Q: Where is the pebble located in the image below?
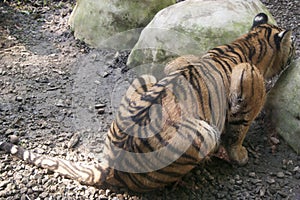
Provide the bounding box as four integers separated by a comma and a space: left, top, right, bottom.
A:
285, 171, 292, 176
15, 96, 23, 102
20, 187, 27, 193
99, 195, 108, 200
251, 178, 262, 184
98, 108, 105, 114
67, 132, 80, 148
5, 128, 15, 136
266, 177, 275, 184
20, 194, 28, 200
32, 186, 40, 192
105, 189, 111, 196
270, 137, 280, 144
235, 180, 243, 185
55, 99, 65, 107
102, 71, 110, 78
259, 187, 266, 196
293, 166, 299, 173
276, 172, 285, 178
277, 191, 288, 197
0, 180, 10, 188
95, 103, 106, 109
248, 172, 256, 178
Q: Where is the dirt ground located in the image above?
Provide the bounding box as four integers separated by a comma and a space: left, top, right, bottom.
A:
0, 0, 299, 200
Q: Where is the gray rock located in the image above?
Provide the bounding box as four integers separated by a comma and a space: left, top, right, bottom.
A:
266, 59, 300, 154
68, 0, 176, 49
276, 172, 285, 178
127, 0, 275, 77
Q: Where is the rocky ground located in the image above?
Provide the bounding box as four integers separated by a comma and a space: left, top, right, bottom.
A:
0, 0, 299, 199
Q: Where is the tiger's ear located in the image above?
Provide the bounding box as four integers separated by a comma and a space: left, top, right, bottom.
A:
251, 13, 268, 29
274, 30, 292, 49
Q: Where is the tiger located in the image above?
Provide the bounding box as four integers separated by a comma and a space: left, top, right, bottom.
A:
0, 13, 295, 192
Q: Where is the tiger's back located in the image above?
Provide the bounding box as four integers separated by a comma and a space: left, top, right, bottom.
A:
0, 13, 295, 192
103, 66, 225, 191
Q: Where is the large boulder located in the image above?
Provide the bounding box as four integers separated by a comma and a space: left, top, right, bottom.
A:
127, 0, 275, 76
68, 0, 176, 49
266, 59, 300, 154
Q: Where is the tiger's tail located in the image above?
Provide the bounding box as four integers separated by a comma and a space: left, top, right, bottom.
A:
0, 141, 109, 186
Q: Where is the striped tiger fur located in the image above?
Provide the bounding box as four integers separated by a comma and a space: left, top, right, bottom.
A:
0, 13, 295, 192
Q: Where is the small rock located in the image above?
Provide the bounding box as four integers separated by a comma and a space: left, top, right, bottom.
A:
287, 160, 293, 165
116, 194, 124, 200
282, 165, 287, 170
102, 71, 110, 78
55, 99, 65, 107
5, 128, 14, 136
99, 195, 108, 200
276, 172, 285, 178
0, 180, 10, 188
105, 189, 111, 196
285, 171, 292, 176
95, 103, 106, 109
20, 194, 26, 200
293, 166, 299, 173
20, 187, 27, 193
249, 172, 256, 178
67, 132, 80, 148
98, 108, 105, 114
235, 180, 243, 185
270, 137, 280, 144
32, 186, 40, 192
266, 177, 275, 184
39, 192, 49, 198
259, 187, 266, 196
15, 96, 23, 102
99, 189, 105, 195
9, 135, 19, 144
277, 191, 288, 197
251, 178, 262, 184
36, 148, 45, 154
27, 188, 33, 194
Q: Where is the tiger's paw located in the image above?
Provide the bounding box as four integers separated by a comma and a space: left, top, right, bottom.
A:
228, 146, 249, 166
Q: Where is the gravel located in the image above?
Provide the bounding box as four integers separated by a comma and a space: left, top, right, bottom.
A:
0, 0, 299, 199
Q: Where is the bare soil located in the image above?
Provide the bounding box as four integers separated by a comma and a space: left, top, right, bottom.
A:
0, 0, 299, 199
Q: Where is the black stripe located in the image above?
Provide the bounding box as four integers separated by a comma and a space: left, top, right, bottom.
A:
157, 168, 186, 177
250, 66, 255, 97
200, 60, 225, 124
210, 57, 231, 83
155, 132, 169, 146
239, 68, 246, 97
265, 27, 274, 49
113, 170, 131, 188
232, 43, 248, 62
181, 68, 205, 118
212, 47, 225, 55
229, 119, 249, 126
137, 138, 155, 152
256, 39, 266, 63
173, 159, 198, 166
196, 65, 214, 122
135, 172, 174, 185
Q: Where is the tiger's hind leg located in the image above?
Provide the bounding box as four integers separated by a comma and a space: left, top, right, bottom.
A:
223, 63, 266, 166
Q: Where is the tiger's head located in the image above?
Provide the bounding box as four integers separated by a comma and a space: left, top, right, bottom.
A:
248, 13, 295, 80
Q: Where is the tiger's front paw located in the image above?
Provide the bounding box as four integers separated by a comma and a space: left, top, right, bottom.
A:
228, 146, 249, 166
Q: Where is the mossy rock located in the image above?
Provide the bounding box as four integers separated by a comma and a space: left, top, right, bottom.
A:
127, 0, 275, 76
68, 0, 176, 49
266, 59, 300, 154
